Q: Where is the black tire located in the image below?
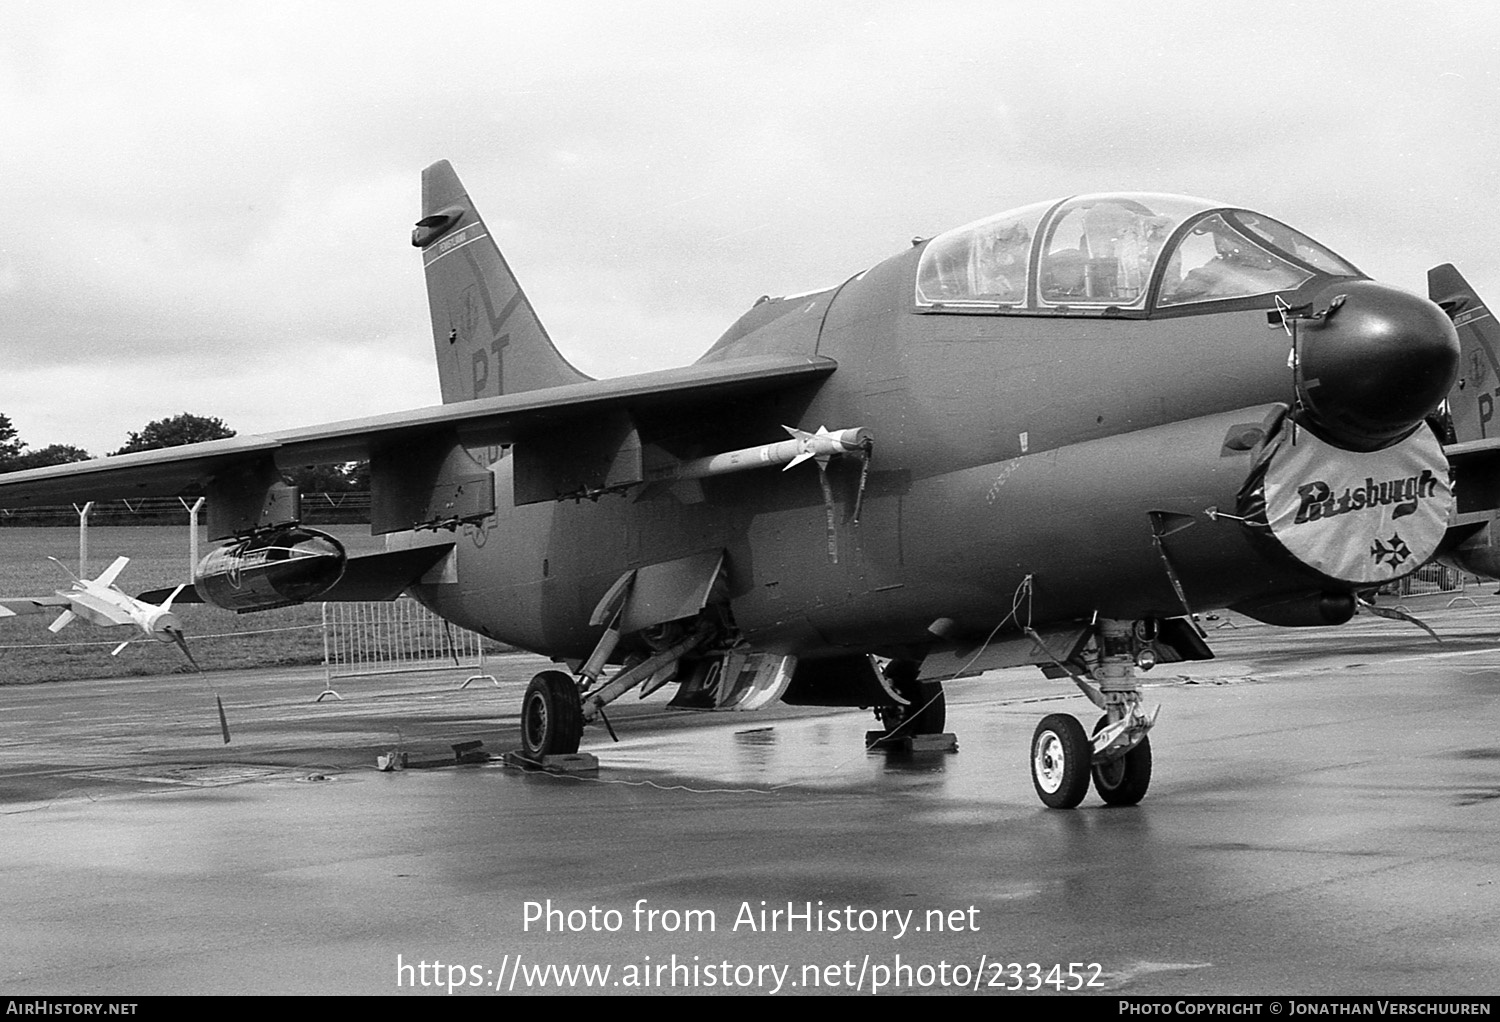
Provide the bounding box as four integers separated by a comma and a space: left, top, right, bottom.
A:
1030, 714, 1090, 809
1091, 714, 1152, 806
520, 671, 583, 759
878, 661, 946, 735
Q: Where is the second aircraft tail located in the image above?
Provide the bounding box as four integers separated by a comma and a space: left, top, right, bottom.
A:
1431, 263, 1500, 443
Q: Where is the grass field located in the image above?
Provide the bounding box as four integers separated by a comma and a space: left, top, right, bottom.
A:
0, 526, 400, 684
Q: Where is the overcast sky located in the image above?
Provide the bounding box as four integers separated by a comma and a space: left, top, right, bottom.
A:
3, 0, 1498, 454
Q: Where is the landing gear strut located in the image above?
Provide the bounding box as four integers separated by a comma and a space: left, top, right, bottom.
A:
1091, 714, 1152, 806
514, 617, 715, 760
1026, 618, 1158, 809
876, 659, 946, 737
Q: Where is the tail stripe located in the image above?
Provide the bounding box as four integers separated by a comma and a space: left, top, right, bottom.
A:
421, 227, 490, 269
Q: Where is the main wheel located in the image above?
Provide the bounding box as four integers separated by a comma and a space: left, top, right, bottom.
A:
877, 661, 946, 735
520, 671, 583, 759
1031, 714, 1090, 809
1091, 715, 1152, 806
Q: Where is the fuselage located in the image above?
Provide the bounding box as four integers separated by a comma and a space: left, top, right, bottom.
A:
409, 193, 1443, 661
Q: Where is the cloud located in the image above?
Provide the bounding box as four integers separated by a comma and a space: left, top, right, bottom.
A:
4, 1, 1500, 452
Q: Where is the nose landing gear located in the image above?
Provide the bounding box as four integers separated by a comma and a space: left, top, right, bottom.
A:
1026, 617, 1158, 809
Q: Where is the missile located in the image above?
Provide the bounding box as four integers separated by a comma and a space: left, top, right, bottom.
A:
647, 425, 872, 483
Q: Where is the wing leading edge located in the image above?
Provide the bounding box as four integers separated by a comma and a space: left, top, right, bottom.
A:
0, 355, 838, 508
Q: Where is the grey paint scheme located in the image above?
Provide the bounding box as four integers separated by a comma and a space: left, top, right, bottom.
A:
407, 241, 1323, 660
0, 168, 1377, 667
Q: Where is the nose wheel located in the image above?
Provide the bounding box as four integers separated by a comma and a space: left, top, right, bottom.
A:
1091, 714, 1152, 806
1030, 714, 1091, 809
1027, 617, 1158, 808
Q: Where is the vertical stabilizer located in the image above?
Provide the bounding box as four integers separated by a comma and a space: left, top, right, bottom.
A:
94, 556, 130, 588
1431, 263, 1500, 442
412, 161, 590, 402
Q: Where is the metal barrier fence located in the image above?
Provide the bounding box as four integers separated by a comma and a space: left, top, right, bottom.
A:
0, 492, 371, 526
321, 598, 496, 690
1392, 563, 1467, 598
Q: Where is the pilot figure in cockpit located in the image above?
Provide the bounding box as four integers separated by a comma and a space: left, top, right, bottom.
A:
971, 222, 1030, 300
1167, 228, 1286, 302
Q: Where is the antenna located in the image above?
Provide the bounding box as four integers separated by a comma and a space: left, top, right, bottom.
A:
45, 555, 81, 583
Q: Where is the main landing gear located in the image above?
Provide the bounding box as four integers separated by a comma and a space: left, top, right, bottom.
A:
518, 621, 714, 761
874, 659, 946, 737
520, 671, 584, 759
1028, 618, 1157, 809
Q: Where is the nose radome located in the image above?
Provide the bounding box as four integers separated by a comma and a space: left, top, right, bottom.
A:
1295, 280, 1460, 451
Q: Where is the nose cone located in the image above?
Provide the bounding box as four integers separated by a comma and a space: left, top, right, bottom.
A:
1296, 280, 1460, 450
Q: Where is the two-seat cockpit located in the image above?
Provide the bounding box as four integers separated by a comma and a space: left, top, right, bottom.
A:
915, 193, 1361, 314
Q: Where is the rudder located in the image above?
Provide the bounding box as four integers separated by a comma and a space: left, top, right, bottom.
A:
412, 160, 589, 402
1431, 262, 1500, 442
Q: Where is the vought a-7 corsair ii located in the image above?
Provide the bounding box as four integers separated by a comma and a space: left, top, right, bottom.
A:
8, 162, 1500, 807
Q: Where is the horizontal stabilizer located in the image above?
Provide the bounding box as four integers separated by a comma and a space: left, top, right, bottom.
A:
139, 543, 455, 607
321, 544, 456, 601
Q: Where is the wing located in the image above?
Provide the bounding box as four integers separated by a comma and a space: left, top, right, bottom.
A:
0, 355, 836, 529
60, 591, 137, 628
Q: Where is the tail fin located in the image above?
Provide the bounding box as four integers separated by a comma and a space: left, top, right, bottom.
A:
94, 555, 130, 588
1430, 263, 1500, 442
412, 160, 590, 402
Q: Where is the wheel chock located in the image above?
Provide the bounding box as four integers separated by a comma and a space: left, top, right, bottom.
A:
503, 751, 600, 775
452, 740, 489, 765
864, 731, 958, 753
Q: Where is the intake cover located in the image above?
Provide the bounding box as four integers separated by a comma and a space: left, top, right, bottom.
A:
1238, 421, 1451, 586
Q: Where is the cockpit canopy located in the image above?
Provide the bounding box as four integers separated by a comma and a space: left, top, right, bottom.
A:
915, 193, 1360, 313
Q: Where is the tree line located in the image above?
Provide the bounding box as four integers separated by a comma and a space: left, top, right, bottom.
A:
0, 412, 369, 491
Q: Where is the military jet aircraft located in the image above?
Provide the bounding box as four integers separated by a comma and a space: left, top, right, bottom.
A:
0, 163, 1484, 807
